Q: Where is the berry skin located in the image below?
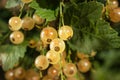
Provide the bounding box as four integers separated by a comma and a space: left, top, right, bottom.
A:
63, 63, 77, 77
106, 0, 119, 10
22, 17, 35, 31
40, 27, 58, 44
53, 57, 66, 70
8, 16, 22, 31
77, 59, 91, 73
58, 25, 73, 40
34, 55, 49, 70
5, 70, 15, 80
28, 39, 37, 48
10, 31, 24, 44
33, 14, 45, 25
42, 75, 53, 80
21, 0, 33, 3
109, 8, 120, 22
47, 66, 60, 78
14, 67, 26, 79
46, 50, 60, 64
25, 69, 40, 80
50, 38, 65, 53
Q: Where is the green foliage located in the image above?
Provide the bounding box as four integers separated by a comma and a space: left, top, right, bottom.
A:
1, 0, 120, 80
0, 42, 27, 71
65, 1, 120, 53
5, 0, 21, 8
29, 0, 58, 22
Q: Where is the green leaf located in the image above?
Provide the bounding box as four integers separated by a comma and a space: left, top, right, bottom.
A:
0, 42, 27, 71
66, 1, 120, 53
95, 20, 120, 49
64, 1, 103, 25
5, 0, 21, 8
29, 0, 57, 22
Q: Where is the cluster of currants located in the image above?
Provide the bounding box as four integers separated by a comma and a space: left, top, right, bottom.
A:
8, 0, 45, 45
7, 0, 94, 80
34, 24, 93, 80
5, 67, 40, 80
106, 0, 120, 22
34, 25, 75, 79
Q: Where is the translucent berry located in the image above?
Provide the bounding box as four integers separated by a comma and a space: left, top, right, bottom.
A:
109, 8, 120, 22
53, 57, 66, 70
46, 50, 60, 64
50, 38, 65, 53
42, 75, 53, 80
33, 14, 45, 25
63, 63, 77, 77
10, 31, 24, 44
58, 25, 73, 40
106, 0, 119, 10
5, 70, 15, 80
40, 27, 58, 44
29, 39, 37, 48
22, 17, 35, 30
35, 55, 49, 70
47, 66, 60, 78
8, 16, 22, 31
25, 69, 40, 80
77, 59, 91, 73
14, 67, 26, 79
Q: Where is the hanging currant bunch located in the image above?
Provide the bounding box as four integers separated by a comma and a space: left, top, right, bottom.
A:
1, 0, 120, 80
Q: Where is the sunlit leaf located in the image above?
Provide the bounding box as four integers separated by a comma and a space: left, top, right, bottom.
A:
29, 0, 57, 22
0, 42, 27, 71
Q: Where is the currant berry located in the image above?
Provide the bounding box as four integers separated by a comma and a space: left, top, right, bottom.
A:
61, 50, 67, 58
53, 57, 66, 70
77, 59, 91, 73
29, 39, 37, 48
106, 0, 119, 10
46, 50, 60, 64
50, 38, 65, 53
8, 16, 22, 31
33, 14, 45, 25
21, 0, 33, 3
40, 27, 58, 44
14, 67, 26, 79
63, 63, 77, 77
58, 25, 73, 40
5, 70, 15, 80
25, 69, 40, 80
35, 55, 49, 70
42, 75, 53, 80
109, 8, 120, 22
10, 31, 24, 44
47, 66, 60, 78
22, 17, 35, 30
35, 41, 48, 52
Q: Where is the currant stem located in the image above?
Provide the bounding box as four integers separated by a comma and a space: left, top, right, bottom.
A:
60, 1, 65, 27
67, 49, 72, 63
19, 3, 25, 18
59, 54, 65, 80
39, 71, 42, 79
